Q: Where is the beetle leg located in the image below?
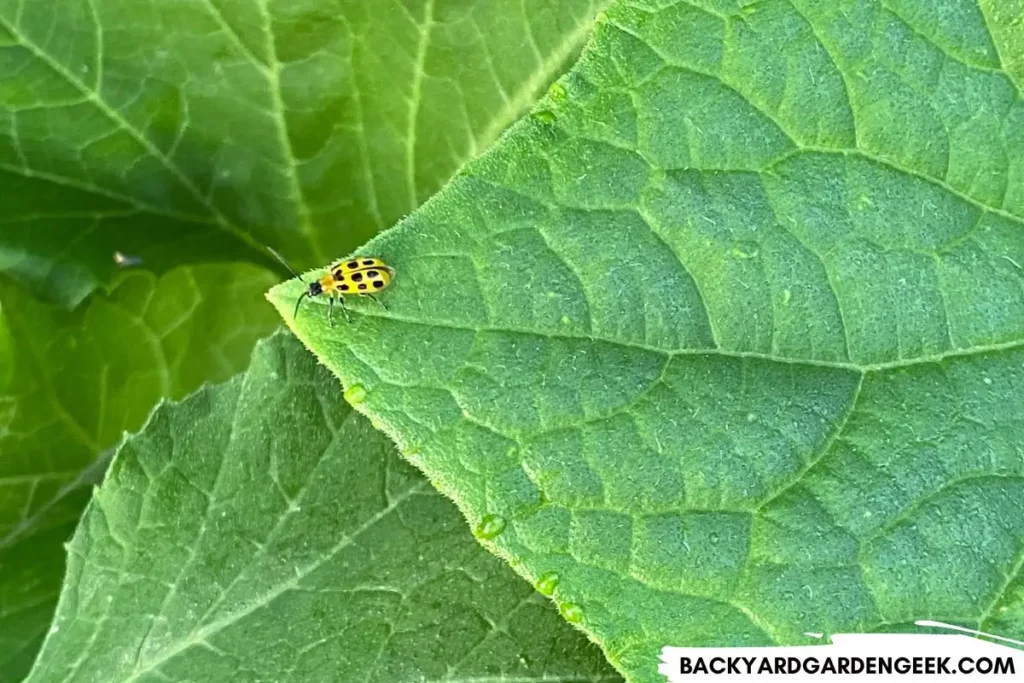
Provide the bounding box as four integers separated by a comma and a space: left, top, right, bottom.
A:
328, 295, 335, 328
340, 295, 352, 323
367, 294, 388, 311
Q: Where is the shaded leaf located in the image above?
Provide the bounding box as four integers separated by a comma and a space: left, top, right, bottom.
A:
0, 264, 278, 681
270, 1, 1024, 680
0, 522, 81, 681
0, 0, 607, 305
26, 332, 621, 683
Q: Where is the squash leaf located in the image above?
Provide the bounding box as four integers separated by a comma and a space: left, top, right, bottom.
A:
25, 332, 621, 683
270, 1, 1024, 680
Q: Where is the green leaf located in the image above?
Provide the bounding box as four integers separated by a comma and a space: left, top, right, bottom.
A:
0, 522, 84, 681
3, 1, 612, 674
25, 332, 621, 683
0, 0, 607, 305
0, 264, 278, 682
270, 1, 1024, 680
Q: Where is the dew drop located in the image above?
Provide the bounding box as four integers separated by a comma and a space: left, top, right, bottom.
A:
536, 571, 560, 596
475, 514, 507, 540
983, 377, 993, 385
746, 413, 756, 423
533, 110, 556, 124
561, 315, 571, 325
710, 532, 720, 544
549, 82, 567, 102
782, 289, 792, 305
560, 602, 583, 623
344, 384, 367, 405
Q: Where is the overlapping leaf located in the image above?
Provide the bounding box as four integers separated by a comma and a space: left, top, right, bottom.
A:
0, 264, 278, 681
2, 1, 615, 677
0, 0, 607, 305
26, 332, 621, 683
271, 1, 1024, 680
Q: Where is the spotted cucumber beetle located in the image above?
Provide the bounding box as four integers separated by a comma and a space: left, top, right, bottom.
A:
268, 248, 395, 325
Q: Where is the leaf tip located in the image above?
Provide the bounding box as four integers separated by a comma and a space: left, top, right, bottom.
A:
266, 279, 301, 322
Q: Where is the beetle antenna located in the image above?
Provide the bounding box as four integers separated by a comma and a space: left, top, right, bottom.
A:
293, 291, 310, 320
267, 246, 306, 283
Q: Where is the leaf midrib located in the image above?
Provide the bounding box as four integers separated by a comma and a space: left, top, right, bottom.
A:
121, 468, 429, 681
0, 14, 266, 257
291, 308, 1024, 651
296, 305, 1024, 373
0, 165, 217, 227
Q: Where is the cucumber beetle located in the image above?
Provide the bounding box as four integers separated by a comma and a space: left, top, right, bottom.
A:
268, 248, 395, 326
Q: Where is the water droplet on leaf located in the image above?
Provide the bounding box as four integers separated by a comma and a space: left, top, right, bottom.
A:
560, 602, 583, 623
533, 110, 556, 124
475, 514, 507, 540
536, 571, 560, 596
344, 384, 367, 405
549, 82, 567, 102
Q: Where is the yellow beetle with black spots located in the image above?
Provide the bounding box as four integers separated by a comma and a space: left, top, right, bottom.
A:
331, 257, 395, 300
271, 248, 395, 326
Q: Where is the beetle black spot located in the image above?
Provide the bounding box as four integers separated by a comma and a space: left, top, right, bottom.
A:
373, 280, 384, 288
347, 261, 358, 268
363, 259, 374, 265
358, 283, 367, 290
366, 270, 378, 277
340, 284, 350, 291
351, 272, 363, 282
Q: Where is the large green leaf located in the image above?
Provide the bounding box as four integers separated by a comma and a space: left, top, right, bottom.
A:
3, 0, 612, 674
0, 0, 606, 306
270, 1, 1024, 680
0, 264, 278, 682
25, 332, 621, 683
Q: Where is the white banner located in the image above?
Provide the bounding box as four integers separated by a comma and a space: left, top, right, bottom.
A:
660, 622, 1022, 681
